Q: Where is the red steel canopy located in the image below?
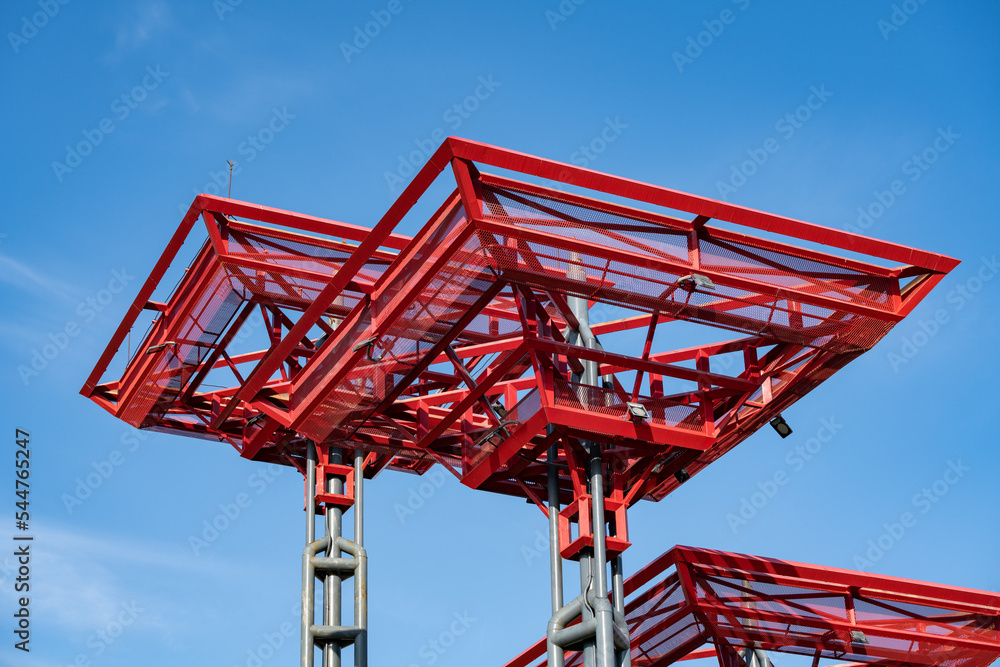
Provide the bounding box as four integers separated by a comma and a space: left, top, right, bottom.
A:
502, 546, 1000, 667
80, 137, 959, 507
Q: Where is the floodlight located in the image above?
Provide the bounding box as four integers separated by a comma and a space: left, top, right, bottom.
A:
677, 273, 716, 292
352, 337, 377, 352
626, 402, 649, 422
769, 414, 792, 438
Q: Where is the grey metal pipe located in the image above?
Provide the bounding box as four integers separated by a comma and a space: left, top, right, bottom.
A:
612, 555, 631, 667
311, 626, 361, 642
610, 622, 629, 651
588, 442, 617, 667
568, 255, 596, 667
302, 536, 330, 667
569, 252, 634, 667
612, 606, 630, 652
547, 593, 585, 666
551, 619, 598, 648
611, 556, 625, 616
306, 441, 317, 545
353, 447, 367, 667
578, 550, 596, 667
312, 557, 358, 574
302, 441, 319, 667
325, 447, 343, 667
547, 436, 565, 667
303, 443, 368, 667
547, 439, 563, 614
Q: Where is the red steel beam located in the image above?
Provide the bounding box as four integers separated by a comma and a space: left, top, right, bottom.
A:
447, 137, 959, 274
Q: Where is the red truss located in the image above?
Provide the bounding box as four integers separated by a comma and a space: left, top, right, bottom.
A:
81, 137, 958, 505
503, 546, 1000, 667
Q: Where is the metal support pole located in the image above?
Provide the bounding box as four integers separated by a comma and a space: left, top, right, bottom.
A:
568, 253, 602, 667
353, 448, 367, 667
324, 447, 343, 667
547, 439, 564, 615
547, 436, 566, 667
611, 555, 629, 666
578, 550, 596, 667
588, 442, 616, 667
302, 440, 318, 667
611, 556, 624, 616
567, 259, 598, 667
302, 442, 366, 667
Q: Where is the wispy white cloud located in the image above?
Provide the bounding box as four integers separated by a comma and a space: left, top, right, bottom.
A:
196, 72, 318, 125
105, 1, 174, 63
0, 522, 258, 635
0, 252, 79, 304
0, 319, 44, 348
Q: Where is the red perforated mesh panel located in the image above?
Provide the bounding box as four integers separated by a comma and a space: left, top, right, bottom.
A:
463, 384, 538, 473
479, 183, 895, 355
117, 225, 395, 429
119, 259, 243, 427
221, 226, 392, 313
551, 378, 704, 432
293, 203, 502, 442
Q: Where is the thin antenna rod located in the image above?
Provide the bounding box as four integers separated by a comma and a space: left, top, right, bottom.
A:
227, 160, 236, 199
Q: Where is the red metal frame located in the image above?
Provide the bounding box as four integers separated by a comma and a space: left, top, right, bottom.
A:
503, 545, 1000, 667
81, 137, 959, 549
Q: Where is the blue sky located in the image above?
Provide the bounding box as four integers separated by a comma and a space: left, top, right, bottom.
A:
2, 1, 999, 665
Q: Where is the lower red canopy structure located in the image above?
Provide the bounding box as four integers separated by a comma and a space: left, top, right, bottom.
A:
503, 546, 1000, 667
79, 136, 978, 667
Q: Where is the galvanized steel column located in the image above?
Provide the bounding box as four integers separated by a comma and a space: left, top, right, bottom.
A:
302, 440, 318, 667
324, 447, 343, 667
353, 447, 367, 667
568, 253, 599, 667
